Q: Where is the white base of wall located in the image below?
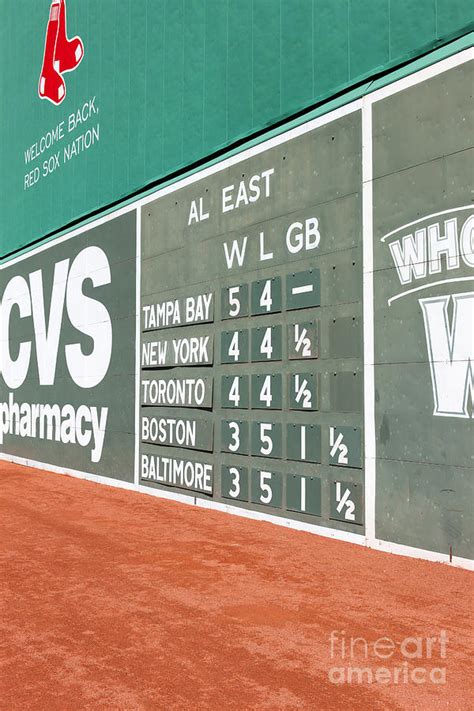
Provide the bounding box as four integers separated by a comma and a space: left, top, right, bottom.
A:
2, 452, 472, 572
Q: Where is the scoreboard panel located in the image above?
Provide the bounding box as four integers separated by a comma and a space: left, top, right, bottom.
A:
139, 108, 365, 533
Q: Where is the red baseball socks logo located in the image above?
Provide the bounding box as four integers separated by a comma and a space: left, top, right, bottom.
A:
38, 0, 84, 106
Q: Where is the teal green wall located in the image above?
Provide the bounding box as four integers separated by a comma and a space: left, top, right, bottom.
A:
1, 0, 472, 256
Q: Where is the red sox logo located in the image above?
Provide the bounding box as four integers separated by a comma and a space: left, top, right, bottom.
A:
38, 0, 84, 106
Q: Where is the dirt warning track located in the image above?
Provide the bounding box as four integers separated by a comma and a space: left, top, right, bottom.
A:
0, 461, 472, 710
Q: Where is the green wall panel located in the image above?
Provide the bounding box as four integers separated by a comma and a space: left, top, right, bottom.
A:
204, 2, 228, 150
372, 61, 473, 558
227, 0, 253, 141
438, 0, 473, 37
163, 1, 185, 172
350, 0, 390, 78
281, 0, 313, 110
145, 1, 165, 178
253, 1, 281, 124
0, 0, 472, 257
0, 212, 137, 480
389, 0, 437, 61
313, 0, 350, 98
183, 2, 206, 165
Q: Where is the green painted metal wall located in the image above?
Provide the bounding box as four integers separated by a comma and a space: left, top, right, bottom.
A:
1, 0, 472, 257
1, 47, 472, 566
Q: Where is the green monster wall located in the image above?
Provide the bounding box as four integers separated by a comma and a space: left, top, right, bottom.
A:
0, 0, 472, 257
0, 3, 472, 570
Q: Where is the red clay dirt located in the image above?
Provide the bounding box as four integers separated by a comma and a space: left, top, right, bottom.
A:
0, 461, 472, 710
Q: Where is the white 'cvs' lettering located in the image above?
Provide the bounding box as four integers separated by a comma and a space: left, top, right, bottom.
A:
29, 259, 69, 385
0, 276, 32, 389
0, 246, 112, 389
65, 246, 112, 388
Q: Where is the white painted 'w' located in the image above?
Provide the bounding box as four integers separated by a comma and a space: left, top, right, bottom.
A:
420, 292, 474, 418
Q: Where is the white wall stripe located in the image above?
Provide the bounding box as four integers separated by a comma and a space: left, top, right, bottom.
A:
134, 208, 141, 488
362, 96, 376, 545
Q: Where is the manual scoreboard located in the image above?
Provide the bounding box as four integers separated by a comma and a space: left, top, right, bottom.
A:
139, 109, 365, 532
